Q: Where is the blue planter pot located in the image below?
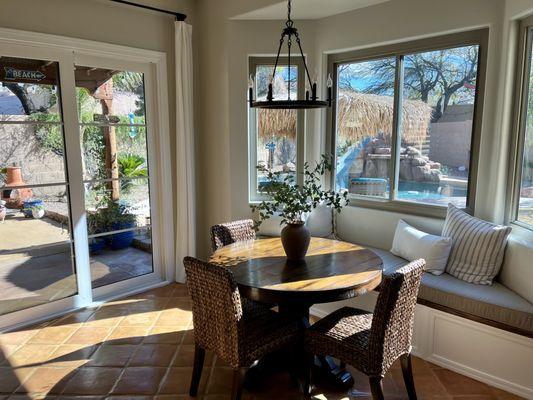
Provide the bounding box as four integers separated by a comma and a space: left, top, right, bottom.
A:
108, 220, 136, 250
89, 238, 106, 254
23, 199, 43, 218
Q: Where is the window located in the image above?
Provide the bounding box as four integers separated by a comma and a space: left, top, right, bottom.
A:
248, 57, 304, 201
329, 30, 487, 216
510, 18, 533, 229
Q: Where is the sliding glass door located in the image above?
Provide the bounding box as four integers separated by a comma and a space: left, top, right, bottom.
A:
0, 42, 165, 328
0, 55, 77, 317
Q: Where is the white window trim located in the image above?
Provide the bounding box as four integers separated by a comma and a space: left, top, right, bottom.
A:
508, 16, 533, 233
326, 29, 489, 219
0, 27, 173, 331
248, 56, 306, 203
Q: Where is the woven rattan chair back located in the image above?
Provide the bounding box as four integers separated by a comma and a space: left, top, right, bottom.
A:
369, 259, 425, 376
211, 219, 256, 252
184, 256, 243, 368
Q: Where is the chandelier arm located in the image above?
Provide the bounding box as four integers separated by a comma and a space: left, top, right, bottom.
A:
287, 36, 292, 100
294, 33, 314, 90
271, 33, 286, 83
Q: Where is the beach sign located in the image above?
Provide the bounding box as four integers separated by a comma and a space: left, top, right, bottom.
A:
3, 67, 45, 82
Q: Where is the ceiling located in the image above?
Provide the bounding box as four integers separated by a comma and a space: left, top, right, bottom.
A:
231, 0, 390, 20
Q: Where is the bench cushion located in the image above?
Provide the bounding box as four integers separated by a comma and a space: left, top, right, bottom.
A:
420, 273, 533, 334
368, 247, 533, 335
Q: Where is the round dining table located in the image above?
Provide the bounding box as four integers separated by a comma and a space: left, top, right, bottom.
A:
210, 236, 383, 388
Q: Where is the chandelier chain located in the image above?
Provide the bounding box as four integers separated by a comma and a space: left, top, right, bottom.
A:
286, 0, 293, 27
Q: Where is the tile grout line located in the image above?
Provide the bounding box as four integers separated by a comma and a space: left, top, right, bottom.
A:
56, 300, 154, 397
5, 311, 91, 396
103, 294, 173, 397
154, 305, 190, 396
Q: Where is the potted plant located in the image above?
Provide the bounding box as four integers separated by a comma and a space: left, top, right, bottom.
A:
87, 211, 106, 254
23, 199, 44, 218
252, 155, 348, 261
98, 201, 137, 250
31, 203, 45, 219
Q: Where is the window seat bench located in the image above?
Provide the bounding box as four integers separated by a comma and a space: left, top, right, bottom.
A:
369, 247, 533, 338
256, 205, 533, 338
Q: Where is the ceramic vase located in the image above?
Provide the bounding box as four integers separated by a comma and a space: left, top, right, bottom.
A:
280, 222, 310, 261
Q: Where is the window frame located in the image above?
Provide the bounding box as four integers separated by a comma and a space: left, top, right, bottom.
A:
0, 28, 173, 330
508, 15, 533, 231
248, 56, 306, 203
326, 29, 488, 218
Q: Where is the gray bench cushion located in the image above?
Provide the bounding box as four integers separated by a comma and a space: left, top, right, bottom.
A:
368, 247, 533, 335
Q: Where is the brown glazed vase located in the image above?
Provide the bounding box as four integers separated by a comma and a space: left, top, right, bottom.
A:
281, 222, 311, 261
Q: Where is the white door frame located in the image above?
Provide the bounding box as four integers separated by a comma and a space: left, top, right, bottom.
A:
0, 27, 174, 331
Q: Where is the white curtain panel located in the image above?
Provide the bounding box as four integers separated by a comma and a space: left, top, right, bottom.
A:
175, 21, 196, 282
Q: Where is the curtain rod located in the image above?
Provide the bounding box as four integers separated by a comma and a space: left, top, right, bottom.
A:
110, 0, 186, 21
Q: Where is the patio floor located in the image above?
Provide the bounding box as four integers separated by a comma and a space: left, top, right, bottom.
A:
0, 213, 152, 316
0, 283, 523, 399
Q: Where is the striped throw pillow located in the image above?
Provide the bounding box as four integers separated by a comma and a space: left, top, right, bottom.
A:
442, 204, 511, 285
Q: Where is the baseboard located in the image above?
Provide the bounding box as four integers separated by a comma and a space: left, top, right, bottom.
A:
311, 295, 533, 399
427, 353, 533, 399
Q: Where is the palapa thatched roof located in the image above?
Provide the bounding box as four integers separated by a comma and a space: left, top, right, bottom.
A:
258, 90, 433, 146
337, 91, 433, 145
258, 108, 297, 140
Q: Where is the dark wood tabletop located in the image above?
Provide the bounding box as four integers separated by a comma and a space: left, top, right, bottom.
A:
210, 237, 383, 305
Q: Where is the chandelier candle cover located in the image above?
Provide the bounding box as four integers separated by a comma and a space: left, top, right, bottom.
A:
247, 0, 332, 109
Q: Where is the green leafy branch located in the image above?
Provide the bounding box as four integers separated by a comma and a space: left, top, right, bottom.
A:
251, 154, 349, 228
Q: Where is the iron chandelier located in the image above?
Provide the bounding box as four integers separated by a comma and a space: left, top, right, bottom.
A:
248, 0, 332, 109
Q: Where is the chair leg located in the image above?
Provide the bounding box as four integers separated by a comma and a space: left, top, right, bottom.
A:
369, 376, 384, 400
189, 345, 205, 397
231, 367, 246, 400
400, 353, 417, 400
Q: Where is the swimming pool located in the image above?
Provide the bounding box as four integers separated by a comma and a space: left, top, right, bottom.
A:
397, 181, 467, 201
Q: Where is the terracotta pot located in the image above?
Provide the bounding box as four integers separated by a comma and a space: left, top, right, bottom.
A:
6, 167, 24, 186
281, 222, 310, 261
2, 167, 32, 208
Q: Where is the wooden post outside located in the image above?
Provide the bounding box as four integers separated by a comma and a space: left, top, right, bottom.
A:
94, 79, 120, 201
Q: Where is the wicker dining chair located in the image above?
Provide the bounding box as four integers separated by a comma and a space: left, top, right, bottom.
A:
210, 218, 274, 314
304, 260, 426, 400
210, 219, 256, 252
184, 256, 300, 400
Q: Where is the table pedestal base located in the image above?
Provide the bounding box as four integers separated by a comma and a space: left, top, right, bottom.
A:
314, 355, 354, 388
243, 304, 353, 392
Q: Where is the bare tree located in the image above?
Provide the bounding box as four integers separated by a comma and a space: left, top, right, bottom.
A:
338, 46, 479, 122
2, 83, 56, 115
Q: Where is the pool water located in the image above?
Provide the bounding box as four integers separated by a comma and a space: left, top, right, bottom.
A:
397, 181, 467, 201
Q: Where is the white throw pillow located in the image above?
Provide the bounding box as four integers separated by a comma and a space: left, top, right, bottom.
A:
390, 219, 452, 275
305, 204, 334, 238
257, 213, 284, 237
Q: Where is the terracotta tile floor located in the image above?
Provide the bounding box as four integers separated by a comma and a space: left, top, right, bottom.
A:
0, 283, 524, 399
